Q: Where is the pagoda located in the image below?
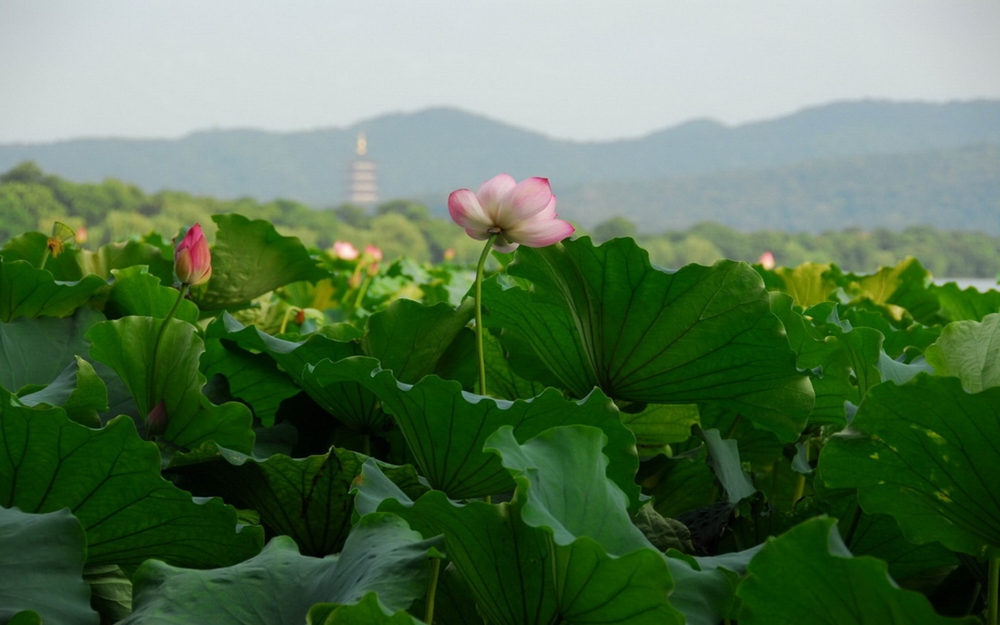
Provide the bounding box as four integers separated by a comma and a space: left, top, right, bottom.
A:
347, 131, 378, 207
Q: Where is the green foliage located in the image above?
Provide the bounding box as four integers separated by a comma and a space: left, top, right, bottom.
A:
1, 209, 998, 623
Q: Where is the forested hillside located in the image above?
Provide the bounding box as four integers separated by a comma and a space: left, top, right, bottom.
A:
1, 100, 997, 216
3, 163, 999, 278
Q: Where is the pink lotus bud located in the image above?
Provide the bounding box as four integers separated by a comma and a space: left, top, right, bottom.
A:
448, 174, 575, 252
332, 241, 359, 260
364, 245, 383, 262
443, 248, 456, 262
146, 401, 169, 438
758, 251, 776, 270
366, 261, 380, 277
175, 223, 212, 286
75, 226, 88, 244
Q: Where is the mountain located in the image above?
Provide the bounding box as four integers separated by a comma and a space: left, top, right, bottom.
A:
556, 143, 1000, 233
2, 100, 999, 206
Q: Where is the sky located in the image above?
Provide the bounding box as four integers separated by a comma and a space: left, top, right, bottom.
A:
1, 0, 998, 144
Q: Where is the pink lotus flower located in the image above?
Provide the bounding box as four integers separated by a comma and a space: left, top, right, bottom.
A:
448, 174, 575, 252
364, 245, 383, 262
175, 223, 212, 286
758, 251, 776, 270
332, 241, 359, 260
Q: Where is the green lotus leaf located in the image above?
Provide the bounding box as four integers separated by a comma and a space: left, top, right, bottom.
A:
480, 327, 549, 399
483, 238, 813, 442
308, 592, 422, 624
103, 265, 199, 323
17, 356, 107, 427
205, 314, 386, 432
88, 316, 254, 453
0, 257, 107, 322
931, 282, 1000, 323
842, 257, 942, 324
381, 491, 558, 625
0, 506, 99, 625
84, 564, 133, 624
640, 447, 717, 520
768, 262, 840, 307
201, 336, 301, 426
306, 357, 641, 506
620, 403, 699, 457
0, 390, 263, 568
925, 312, 1000, 392
819, 375, 1000, 558
737, 516, 975, 624
485, 424, 687, 624
362, 298, 475, 383
170, 444, 425, 557
123, 514, 440, 625
193, 213, 328, 311
700, 428, 756, 504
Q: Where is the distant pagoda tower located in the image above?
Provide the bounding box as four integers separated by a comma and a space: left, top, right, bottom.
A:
347, 131, 378, 207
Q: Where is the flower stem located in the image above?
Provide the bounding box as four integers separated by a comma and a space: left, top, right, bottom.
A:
424, 557, 441, 624
148, 285, 188, 413
988, 556, 999, 625
474, 235, 498, 396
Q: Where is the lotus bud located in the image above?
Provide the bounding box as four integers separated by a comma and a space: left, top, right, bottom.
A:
146, 401, 169, 438
175, 223, 212, 286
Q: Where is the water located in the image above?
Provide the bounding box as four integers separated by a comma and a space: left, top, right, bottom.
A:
934, 278, 999, 292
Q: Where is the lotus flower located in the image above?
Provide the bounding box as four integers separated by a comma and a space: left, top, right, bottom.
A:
758, 251, 776, 270
175, 223, 212, 286
333, 241, 359, 260
448, 174, 575, 252
364, 245, 383, 262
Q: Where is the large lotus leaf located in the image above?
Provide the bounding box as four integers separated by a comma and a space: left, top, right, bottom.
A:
17, 356, 107, 427
819, 375, 1000, 558
88, 317, 254, 453
0, 391, 263, 568
123, 514, 439, 625
1, 231, 171, 285
931, 282, 1000, 323
0, 308, 136, 421
308, 592, 422, 624
0, 257, 107, 322
306, 357, 641, 506
379, 491, 557, 625
486, 424, 649, 555
665, 548, 762, 625
480, 328, 548, 399
193, 213, 328, 311
362, 298, 475, 383
770, 293, 856, 423
840, 306, 942, 358
737, 516, 975, 624
169, 444, 425, 557
0, 506, 99, 625
201, 336, 301, 426
813, 489, 960, 588
483, 238, 814, 442
620, 403, 699, 457
842, 257, 942, 326
485, 425, 687, 624
700, 428, 756, 504
103, 265, 199, 323
640, 447, 717, 519
925, 313, 1000, 392
768, 262, 840, 307
205, 314, 386, 431
0, 308, 105, 392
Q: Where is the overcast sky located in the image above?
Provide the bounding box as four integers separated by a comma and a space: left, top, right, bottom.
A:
1, 0, 998, 144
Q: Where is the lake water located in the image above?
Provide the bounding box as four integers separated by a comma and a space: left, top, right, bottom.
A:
934, 278, 1000, 292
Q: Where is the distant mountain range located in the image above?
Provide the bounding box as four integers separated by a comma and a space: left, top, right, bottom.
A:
2, 100, 999, 232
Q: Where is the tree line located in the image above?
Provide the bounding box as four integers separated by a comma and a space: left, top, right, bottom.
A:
3, 162, 999, 278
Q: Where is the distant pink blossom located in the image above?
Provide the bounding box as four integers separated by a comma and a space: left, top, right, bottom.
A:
758, 251, 776, 270
332, 241, 359, 260
364, 245, 383, 262
175, 223, 212, 286
448, 174, 575, 252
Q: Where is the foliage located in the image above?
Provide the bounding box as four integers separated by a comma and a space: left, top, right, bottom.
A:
1, 213, 999, 623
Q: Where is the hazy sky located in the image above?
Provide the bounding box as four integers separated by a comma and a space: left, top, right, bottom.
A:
1, 0, 998, 144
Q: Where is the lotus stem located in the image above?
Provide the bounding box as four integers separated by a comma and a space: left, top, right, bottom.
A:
148, 285, 188, 415
424, 557, 441, 624
474, 234, 499, 396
